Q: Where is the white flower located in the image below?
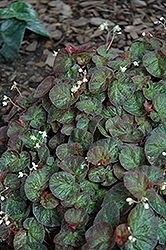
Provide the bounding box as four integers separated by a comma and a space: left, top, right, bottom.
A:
143, 203, 149, 209
141, 197, 149, 209
11, 81, 17, 90
113, 25, 121, 33
162, 151, 166, 156
5, 220, 10, 226
53, 50, 58, 57
18, 172, 24, 178
160, 182, 166, 190
82, 77, 88, 83
79, 68, 83, 73
99, 22, 108, 31
77, 81, 82, 86
133, 61, 139, 67
71, 84, 80, 94
142, 32, 146, 36
2, 101, 8, 106
126, 197, 133, 202
99, 24, 105, 31
30, 135, 37, 140
141, 197, 148, 202
0, 196, 5, 201
160, 17, 164, 21
0, 211, 4, 215
120, 66, 127, 73
126, 197, 135, 205
34, 142, 40, 149
31, 162, 38, 171
128, 235, 136, 243
3, 95, 8, 100
0, 219, 3, 225
4, 214, 8, 221
81, 164, 86, 169
39, 130, 47, 139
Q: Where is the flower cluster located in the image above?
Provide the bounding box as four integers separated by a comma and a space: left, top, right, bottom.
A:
0, 211, 10, 226
120, 61, 139, 73
127, 226, 136, 243
128, 235, 136, 243
126, 196, 149, 209
11, 81, 22, 96
2, 94, 20, 109
71, 68, 88, 96
154, 17, 166, 30
141, 197, 149, 209
0, 187, 9, 201
2, 95, 9, 107
30, 130, 47, 149
112, 25, 122, 34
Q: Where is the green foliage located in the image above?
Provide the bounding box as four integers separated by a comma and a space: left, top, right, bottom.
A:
0, 31, 166, 250
0, 1, 51, 63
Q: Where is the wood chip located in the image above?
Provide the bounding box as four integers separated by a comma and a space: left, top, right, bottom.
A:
35, 61, 46, 67
40, 0, 49, 3
90, 29, 103, 38
45, 52, 55, 67
153, 4, 163, 11
48, 1, 57, 7
130, 31, 139, 39
0, 0, 8, 8
72, 17, 89, 27
147, 0, 156, 3
24, 0, 36, 4
79, 1, 106, 7
132, 0, 147, 7
50, 30, 62, 40
133, 18, 143, 25
76, 34, 84, 44
25, 41, 38, 52
38, 8, 47, 14
48, 0, 72, 17
124, 24, 146, 33
90, 17, 115, 26
45, 41, 54, 49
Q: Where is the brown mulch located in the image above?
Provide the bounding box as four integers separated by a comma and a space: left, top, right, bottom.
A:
0, 0, 166, 249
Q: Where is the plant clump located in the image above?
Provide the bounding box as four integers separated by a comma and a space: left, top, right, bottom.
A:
0, 21, 166, 250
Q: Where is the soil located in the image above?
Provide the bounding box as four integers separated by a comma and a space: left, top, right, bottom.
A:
0, 0, 166, 249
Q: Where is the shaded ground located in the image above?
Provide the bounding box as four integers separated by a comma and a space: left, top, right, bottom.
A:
0, 0, 166, 249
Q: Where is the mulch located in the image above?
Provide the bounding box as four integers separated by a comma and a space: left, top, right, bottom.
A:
0, 0, 166, 249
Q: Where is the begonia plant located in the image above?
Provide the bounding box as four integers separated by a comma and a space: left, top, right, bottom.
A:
0, 20, 166, 250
